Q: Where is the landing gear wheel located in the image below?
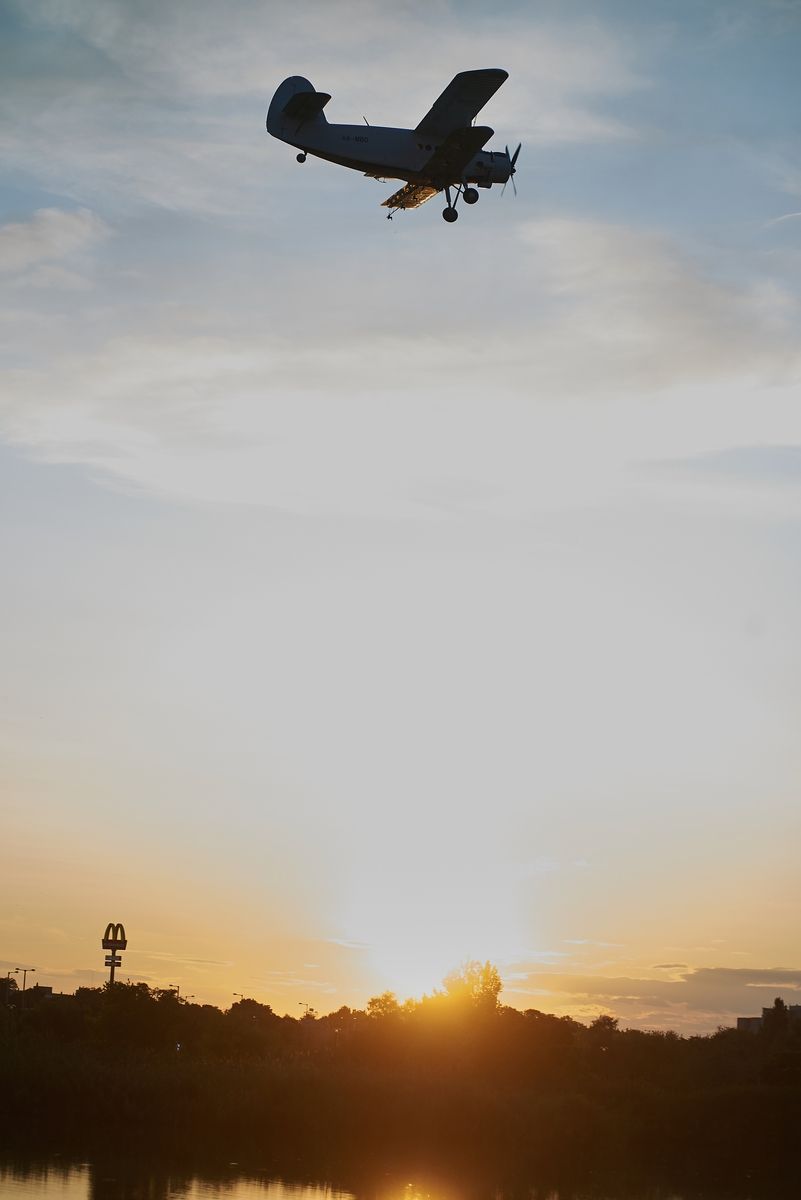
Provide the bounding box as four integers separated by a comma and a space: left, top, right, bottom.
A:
296, 152, 307, 163
442, 207, 458, 223
463, 187, 479, 205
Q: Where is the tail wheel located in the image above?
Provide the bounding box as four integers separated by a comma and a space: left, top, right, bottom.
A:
296, 152, 307, 163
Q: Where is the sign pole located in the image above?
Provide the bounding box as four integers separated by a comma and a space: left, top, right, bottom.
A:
101, 922, 128, 987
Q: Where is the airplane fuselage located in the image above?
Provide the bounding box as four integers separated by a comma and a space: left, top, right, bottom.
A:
281, 123, 511, 187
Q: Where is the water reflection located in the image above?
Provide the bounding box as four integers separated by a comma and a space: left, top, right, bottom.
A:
0, 1158, 778, 1200
0, 1163, 356, 1200
0, 1159, 88, 1200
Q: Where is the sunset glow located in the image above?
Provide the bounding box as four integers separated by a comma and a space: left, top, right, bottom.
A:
2, 0, 801, 1036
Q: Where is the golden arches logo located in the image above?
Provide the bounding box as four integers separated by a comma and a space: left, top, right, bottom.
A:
101, 921, 127, 950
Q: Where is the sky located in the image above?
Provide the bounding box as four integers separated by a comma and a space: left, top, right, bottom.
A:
1, 0, 801, 1034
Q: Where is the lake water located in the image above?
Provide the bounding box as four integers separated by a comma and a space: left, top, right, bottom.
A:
0, 1160, 778, 1200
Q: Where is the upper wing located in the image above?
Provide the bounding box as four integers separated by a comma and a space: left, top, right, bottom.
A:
421, 125, 493, 181
416, 69, 508, 139
381, 181, 438, 211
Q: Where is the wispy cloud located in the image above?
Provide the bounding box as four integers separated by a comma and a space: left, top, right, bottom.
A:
519, 216, 801, 392
565, 939, 625, 948
0, 208, 108, 274
764, 210, 801, 227
653, 445, 801, 490
2, 216, 798, 517
326, 938, 370, 951
134, 950, 233, 968
257, 970, 337, 993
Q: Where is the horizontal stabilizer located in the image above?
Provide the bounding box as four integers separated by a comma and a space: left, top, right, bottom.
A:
283, 90, 331, 123
382, 181, 439, 210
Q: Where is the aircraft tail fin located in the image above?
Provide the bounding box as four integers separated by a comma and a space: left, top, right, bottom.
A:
267, 77, 330, 139
283, 90, 330, 123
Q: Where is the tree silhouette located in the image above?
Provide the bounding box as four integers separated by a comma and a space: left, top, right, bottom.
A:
367, 991, 401, 1017
589, 1013, 618, 1046
442, 960, 502, 1010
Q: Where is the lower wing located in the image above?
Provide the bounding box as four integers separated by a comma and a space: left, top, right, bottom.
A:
381, 182, 439, 211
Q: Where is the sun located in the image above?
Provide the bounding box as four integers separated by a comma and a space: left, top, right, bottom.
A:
337, 856, 530, 1002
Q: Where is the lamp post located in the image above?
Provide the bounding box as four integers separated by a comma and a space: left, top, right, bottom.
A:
168, 983, 180, 998
4, 969, 20, 1006
21, 968, 35, 1000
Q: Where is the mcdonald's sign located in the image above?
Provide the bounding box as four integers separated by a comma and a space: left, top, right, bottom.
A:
102, 922, 127, 951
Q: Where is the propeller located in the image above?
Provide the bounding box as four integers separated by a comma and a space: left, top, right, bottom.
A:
502, 143, 522, 196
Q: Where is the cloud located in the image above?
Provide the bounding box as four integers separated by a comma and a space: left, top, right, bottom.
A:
23, 264, 94, 291
655, 445, 801, 489
13, 0, 644, 109
262, 977, 337, 992
0, 208, 108, 274
256, 970, 337, 993
765, 211, 801, 227
505, 965, 801, 1032
565, 939, 625, 948
1, 208, 798, 519
519, 217, 801, 393
134, 950, 233, 968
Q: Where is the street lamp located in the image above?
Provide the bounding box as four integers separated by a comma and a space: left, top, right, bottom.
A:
4, 969, 20, 1006
16, 968, 35, 1007
168, 983, 180, 998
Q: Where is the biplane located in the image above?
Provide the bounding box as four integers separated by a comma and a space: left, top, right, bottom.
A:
266, 69, 520, 222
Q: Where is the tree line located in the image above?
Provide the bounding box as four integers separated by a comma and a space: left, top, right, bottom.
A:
2, 963, 801, 1186
3, 962, 800, 1087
